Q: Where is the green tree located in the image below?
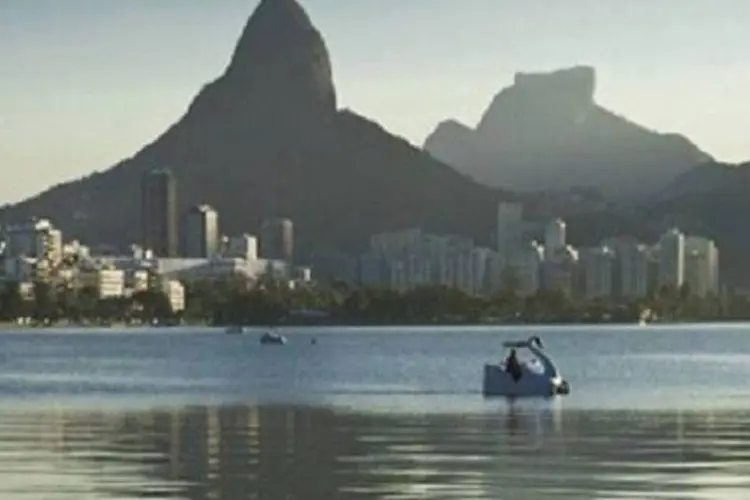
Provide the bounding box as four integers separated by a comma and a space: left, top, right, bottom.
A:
32, 281, 57, 321
0, 282, 23, 321
132, 290, 173, 323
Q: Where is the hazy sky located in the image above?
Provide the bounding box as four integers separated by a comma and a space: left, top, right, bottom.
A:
2, 0, 750, 204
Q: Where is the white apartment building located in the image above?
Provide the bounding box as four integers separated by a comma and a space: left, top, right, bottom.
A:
496, 202, 524, 257
388, 260, 409, 291
3, 218, 63, 263
100, 269, 125, 299
363, 230, 499, 295
684, 236, 720, 297
386, 253, 438, 291
544, 219, 567, 255
541, 245, 579, 297
127, 269, 150, 294
425, 235, 453, 287
47, 229, 62, 263
454, 248, 474, 295
63, 240, 91, 260
511, 241, 545, 296
225, 234, 258, 261
161, 280, 185, 313
294, 267, 312, 282
619, 243, 651, 298
581, 246, 615, 299
658, 228, 685, 289
371, 229, 424, 258
87, 255, 294, 286
183, 205, 220, 259
486, 251, 508, 293
78, 267, 126, 299
470, 247, 493, 296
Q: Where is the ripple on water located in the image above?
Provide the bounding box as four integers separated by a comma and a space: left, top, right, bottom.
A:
0, 406, 747, 499
1, 326, 750, 498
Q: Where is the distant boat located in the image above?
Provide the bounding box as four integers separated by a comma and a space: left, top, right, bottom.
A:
260, 330, 287, 345
638, 308, 656, 326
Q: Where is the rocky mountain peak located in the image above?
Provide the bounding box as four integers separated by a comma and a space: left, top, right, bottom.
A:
0, 0, 498, 259
424, 65, 711, 199
477, 66, 597, 136
223, 0, 336, 111
512, 66, 596, 103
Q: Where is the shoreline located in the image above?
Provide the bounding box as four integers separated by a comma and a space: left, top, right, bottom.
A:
2, 320, 750, 333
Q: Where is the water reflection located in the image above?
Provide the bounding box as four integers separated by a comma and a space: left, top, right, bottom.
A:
1, 405, 750, 499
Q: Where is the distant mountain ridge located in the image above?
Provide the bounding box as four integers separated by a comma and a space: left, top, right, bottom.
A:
654, 162, 745, 201
0, 0, 500, 256
564, 161, 750, 287
424, 66, 712, 200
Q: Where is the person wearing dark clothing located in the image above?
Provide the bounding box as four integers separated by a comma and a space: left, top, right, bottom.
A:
505, 348, 522, 382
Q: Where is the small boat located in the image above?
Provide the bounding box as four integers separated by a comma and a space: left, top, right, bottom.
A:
638, 308, 656, 326
483, 336, 570, 398
260, 331, 287, 345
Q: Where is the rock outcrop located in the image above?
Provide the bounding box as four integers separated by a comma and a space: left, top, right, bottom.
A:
0, 0, 500, 256
424, 66, 712, 200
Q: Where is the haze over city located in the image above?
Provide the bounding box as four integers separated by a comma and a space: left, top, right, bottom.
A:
2, 0, 750, 203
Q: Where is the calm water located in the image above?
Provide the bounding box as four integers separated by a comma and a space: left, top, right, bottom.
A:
1, 324, 750, 498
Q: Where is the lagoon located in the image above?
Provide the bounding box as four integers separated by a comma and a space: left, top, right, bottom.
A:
1, 324, 750, 498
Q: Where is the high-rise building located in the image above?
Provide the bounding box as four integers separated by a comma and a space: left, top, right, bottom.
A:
658, 228, 685, 289
486, 251, 508, 293
544, 218, 567, 256
260, 218, 294, 262
46, 228, 62, 263
619, 243, 650, 298
684, 235, 720, 297
78, 268, 125, 299
511, 240, 545, 296
225, 234, 258, 261
581, 246, 615, 299
161, 280, 186, 313
470, 247, 493, 296
496, 202, 524, 257
141, 168, 177, 257
3, 218, 62, 262
183, 205, 219, 258
370, 228, 425, 260
541, 245, 578, 297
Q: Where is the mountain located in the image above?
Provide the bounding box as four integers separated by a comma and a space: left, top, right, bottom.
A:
654, 162, 743, 201
424, 66, 712, 200
556, 161, 750, 287
0, 0, 500, 257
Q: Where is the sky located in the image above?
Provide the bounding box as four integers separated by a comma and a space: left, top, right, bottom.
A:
2, 0, 750, 204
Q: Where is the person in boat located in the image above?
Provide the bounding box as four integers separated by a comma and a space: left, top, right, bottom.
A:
505, 348, 522, 382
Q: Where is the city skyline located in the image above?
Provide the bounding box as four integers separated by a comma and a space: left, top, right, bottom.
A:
3, 0, 750, 203
0, 180, 723, 318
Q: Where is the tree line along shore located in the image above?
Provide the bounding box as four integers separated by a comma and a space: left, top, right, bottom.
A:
1, 277, 748, 328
